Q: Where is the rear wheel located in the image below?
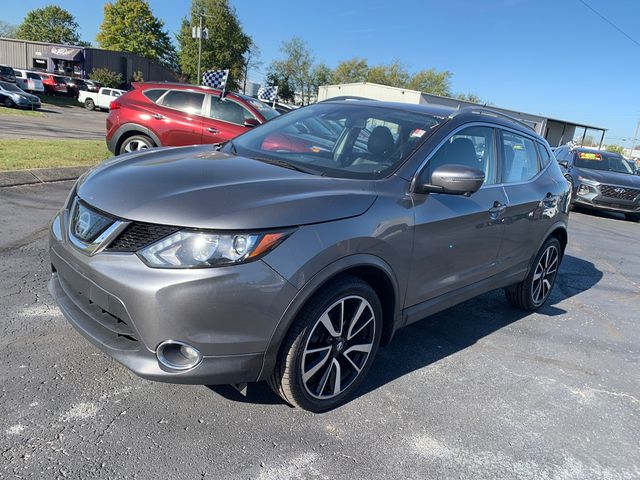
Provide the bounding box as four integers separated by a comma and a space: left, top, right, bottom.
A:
84, 98, 95, 111
269, 276, 382, 412
625, 213, 640, 222
119, 135, 154, 155
505, 237, 562, 311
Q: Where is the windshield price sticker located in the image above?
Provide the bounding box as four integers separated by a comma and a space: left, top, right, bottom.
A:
410, 129, 427, 138
579, 152, 602, 160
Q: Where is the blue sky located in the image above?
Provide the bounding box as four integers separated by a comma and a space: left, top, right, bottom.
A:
4, 0, 640, 146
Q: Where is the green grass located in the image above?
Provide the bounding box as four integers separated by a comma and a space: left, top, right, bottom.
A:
0, 106, 44, 117
0, 139, 111, 171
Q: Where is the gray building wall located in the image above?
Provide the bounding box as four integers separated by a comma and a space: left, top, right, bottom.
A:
0, 37, 177, 82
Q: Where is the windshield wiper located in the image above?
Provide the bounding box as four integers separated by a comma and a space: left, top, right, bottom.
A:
213, 140, 238, 154
250, 156, 325, 176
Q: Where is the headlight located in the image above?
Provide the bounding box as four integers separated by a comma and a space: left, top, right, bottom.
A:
138, 230, 292, 268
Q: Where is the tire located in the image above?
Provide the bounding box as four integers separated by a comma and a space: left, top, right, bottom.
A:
505, 237, 562, 311
3, 97, 14, 108
625, 213, 640, 222
84, 98, 95, 111
118, 135, 155, 155
269, 275, 383, 412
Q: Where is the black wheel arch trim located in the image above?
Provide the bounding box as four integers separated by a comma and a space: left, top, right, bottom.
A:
110, 123, 161, 154
525, 222, 568, 278
257, 254, 402, 381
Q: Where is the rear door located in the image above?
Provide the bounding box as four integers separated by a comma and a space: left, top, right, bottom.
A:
406, 125, 507, 306
152, 90, 205, 146
201, 95, 252, 144
497, 129, 561, 272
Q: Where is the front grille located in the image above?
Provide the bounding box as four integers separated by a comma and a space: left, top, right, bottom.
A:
599, 184, 640, 201
106, 222, 180, 252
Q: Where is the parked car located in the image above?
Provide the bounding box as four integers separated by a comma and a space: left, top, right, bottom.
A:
64, 77, 88, 97
261, 101, 297, 115
555, 145, 640, 221
106, 82, 280, 155
79, 87, 126, 111
0, 64, 16, 83
84, 80, 102, 93
40, 73, 68, 95
49, 101, 570, 411
13, 69, 44, 94
0, 81, 41, 109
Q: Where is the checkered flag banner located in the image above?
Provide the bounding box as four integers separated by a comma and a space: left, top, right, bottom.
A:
257, 85, 278, 102
202, 69, 229, 89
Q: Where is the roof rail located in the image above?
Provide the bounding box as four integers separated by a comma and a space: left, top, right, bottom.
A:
320, 95, 377, 102
455, 106, 535, 132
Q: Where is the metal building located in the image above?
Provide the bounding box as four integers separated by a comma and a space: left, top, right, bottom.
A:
0, 37, 178, 82
318, 82, 607, 148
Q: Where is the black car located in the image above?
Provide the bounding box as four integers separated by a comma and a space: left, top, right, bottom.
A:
555, 146, 640, 221
0, 64, 16, 83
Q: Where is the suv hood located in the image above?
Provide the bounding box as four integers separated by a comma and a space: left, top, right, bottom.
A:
573, 167, 640, 188
77, 145, 377, 230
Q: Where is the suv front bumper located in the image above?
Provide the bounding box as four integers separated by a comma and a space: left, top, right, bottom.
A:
48, 211, 298, 385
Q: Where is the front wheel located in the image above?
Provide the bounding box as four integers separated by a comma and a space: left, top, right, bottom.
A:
3, 97, 14, 108
269, 276, 382, 412
118, 135, 154, 155
84, 98, 95, 111
505, 237, 562, 311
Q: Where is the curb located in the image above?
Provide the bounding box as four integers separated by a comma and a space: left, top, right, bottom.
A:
0, 166, 89, 188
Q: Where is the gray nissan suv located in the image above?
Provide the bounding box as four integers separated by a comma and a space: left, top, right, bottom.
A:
49, 100, 570, 412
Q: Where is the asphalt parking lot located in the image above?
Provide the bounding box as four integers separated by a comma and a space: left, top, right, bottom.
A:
0, 104, 106, 140
1, 181, 639, 479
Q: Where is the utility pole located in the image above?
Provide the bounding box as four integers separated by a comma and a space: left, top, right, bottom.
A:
630, 119, 640, 159
197, 13, 203, 84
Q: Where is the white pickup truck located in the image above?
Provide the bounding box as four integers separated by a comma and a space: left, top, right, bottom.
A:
78, 87, 126, 111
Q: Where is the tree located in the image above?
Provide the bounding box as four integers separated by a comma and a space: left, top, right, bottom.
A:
454, 92, 483, 104
90, 68, 123, 88
332, 58, 369, 84
310, 63, 333, 95
96, 0, 177, 68
266, 37, 315, 104
265, 65, 295, 103
241, 40, 262, 94
176, 0, 251, 89
0, 21, 18, 38
16, 6, 83, 44
407, 68, 452, 96
366, 60, 410, 88
605, 144, 625, 154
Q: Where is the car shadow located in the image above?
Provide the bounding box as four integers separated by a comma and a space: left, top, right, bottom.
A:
207, 254, 603, 408
572, 205, 629, 222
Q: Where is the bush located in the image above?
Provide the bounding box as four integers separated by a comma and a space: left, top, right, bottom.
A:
605, 145, 625, 155
131, 70, 144, 83
89, 68, 123, 88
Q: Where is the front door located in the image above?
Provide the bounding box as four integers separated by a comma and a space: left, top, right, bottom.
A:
201, 96, 251, 144
406, 125, 507, 307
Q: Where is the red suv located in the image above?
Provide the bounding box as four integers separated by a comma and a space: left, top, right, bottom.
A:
106, 82, 279, 155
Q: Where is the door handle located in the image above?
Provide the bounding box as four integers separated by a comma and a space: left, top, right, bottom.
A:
488, 201, 507, 220
207, 127, 219, 134
151, 113, 165, 120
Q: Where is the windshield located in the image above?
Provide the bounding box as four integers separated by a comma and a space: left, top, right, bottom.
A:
228, 102, 444, 179
0, 81, 23, 92
575, 152, 634, 175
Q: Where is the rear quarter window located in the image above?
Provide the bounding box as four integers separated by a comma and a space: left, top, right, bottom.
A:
143, 89, 167, 103
536, 142, 552, 166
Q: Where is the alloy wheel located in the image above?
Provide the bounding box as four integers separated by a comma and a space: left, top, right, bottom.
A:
531, 244, 559, 305
301, 295, 376, 400
123, 139, 150, 152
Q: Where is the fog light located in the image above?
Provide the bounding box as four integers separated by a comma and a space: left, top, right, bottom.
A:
577, 184, 590, 196
156, 341, 202, 371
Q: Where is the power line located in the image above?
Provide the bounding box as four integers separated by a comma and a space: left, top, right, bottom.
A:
576, 0, 640, 48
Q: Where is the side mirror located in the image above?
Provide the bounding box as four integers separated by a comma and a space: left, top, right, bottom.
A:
243, 118, 260, 128
558, 160, 569, 168
417, 164, 485, 195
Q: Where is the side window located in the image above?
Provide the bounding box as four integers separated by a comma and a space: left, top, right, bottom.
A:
208, 97, 254, 124
102, 89, 111, 96
500, 131, 541, 183
426, 126, 497, 185
159, 90, 205, 115
536, 142, 552, 166
143, 89, 167, 103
